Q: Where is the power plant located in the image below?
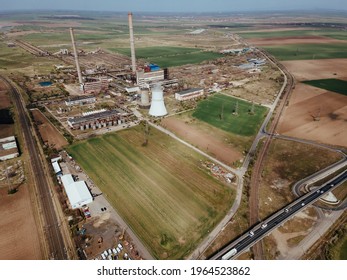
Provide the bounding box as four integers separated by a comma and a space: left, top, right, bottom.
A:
149, 84, 167, 117
128, 12, 137, 74
69, 27, 83, 87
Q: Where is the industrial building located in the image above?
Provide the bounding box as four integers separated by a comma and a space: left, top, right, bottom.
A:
0, 136, 19, 161
136, 69, 164, 87
61, 174, 93, 209
175, 88, 204, 101
67, 109, 132, 130
65, 95, 96, 106
82, 77, 109, 94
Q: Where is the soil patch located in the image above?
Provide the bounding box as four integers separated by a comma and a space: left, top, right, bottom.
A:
31, 109, 68, 150
162, 117, 243, 166
278, 87, 347, 147
0, 185, 42, 259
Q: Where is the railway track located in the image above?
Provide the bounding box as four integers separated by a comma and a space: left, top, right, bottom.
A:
248, 52, 295, 259
13, 39, 51, 56
1, 76, 67, 259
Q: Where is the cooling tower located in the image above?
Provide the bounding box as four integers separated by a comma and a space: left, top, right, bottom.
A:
149, 84, 167, 117
69, 28, 83, 85
128, 12, 136, 73
139, 89, 150, 109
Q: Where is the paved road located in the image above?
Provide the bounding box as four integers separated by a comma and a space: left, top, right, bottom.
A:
1, 76, 67, 259
210, 170, 347, 260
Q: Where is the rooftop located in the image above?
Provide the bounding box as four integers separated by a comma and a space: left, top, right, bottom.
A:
176, 88, 204, 95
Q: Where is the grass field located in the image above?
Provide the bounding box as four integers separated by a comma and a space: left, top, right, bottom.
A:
110, 46, 223, 67
0, 42, 59, 72
192, 94, 268, 137
263, 43, 347, 60
302, 79, 347, 96
67, 126, 233, 259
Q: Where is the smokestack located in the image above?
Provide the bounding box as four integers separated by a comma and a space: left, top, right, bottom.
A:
69, 27, 83, 85
128, 12, 136, 74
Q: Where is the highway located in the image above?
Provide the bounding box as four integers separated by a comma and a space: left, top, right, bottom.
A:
210, 169, 347, 260
1, 76, 68, 259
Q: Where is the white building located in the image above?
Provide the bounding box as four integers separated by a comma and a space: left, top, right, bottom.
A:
0, 136, 19, 161
175, 88, 204, 101
52, 161, 62, 176
65, 95, 96, 106
61, 174, 93, 209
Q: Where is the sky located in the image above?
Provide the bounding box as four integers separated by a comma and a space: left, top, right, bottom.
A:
0, 0, 346, 13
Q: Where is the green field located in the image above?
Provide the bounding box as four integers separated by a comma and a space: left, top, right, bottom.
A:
192, 94, 268, 137
67, 126, 233, 259
110, 46, 223, 68
0, 42, 60, 72
263, 43, 347, 60
238, 29, 347, 41
302, 79, 347, 96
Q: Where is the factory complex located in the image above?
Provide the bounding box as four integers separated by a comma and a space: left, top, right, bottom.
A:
67, 108, 133, 130
26, 10, 271, 140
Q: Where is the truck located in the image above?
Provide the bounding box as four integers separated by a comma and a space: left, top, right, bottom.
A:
221, 248, 237, 260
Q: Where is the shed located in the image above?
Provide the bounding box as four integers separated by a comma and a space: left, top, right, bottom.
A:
52, 161, 62, 176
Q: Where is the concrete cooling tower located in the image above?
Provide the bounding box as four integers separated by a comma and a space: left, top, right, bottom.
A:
149, 84, 167, 117
139, 89, 150, 109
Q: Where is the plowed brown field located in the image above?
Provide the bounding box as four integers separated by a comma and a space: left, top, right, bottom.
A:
0, 186, 42, 259
278, 59, 347, 147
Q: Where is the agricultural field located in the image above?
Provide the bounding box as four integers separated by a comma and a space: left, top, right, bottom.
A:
67, 125, 234, 259
238, 29, 347, 40
111, 46, 223, 68
302, 79, 347, 96
0, 185, 43, 260
263, 43, 347, 61
192, 94, 268, 137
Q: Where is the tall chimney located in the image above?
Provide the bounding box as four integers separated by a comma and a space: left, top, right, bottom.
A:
69, 27, 83, 85
128, 12, 136, 74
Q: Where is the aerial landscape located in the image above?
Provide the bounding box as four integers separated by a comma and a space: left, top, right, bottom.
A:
0, 0, 346, 261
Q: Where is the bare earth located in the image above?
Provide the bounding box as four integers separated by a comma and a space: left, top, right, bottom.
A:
31, 109, 68, 150
161, 117, 242, 166
0, 82, 15, 138
278, 59, 347, 147
246, 36, 344, 46
283, 59, 347, 81
0, 186, 42, 259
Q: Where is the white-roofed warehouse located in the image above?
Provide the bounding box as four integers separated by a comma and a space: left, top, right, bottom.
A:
61, 174, 93, 209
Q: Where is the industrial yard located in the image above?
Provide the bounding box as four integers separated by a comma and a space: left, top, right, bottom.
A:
0, 7, 346, 261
